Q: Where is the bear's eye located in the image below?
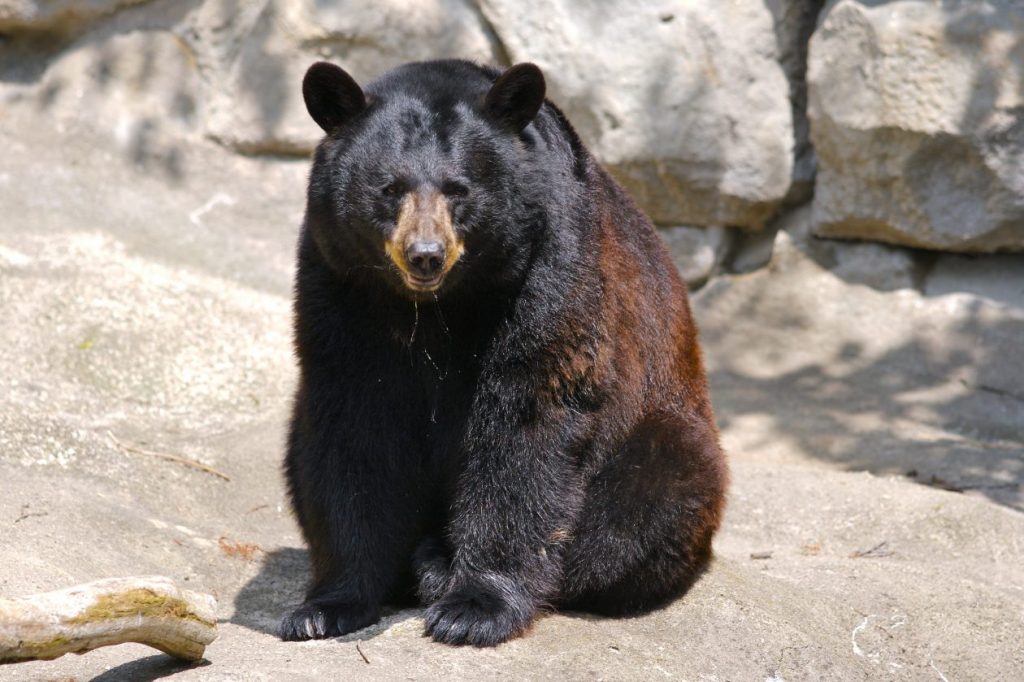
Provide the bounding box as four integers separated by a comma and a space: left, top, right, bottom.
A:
441, 181, 469, 198
381, 181, 406, 198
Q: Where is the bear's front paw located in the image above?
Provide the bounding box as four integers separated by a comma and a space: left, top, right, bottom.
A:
424, 577, 535, 646
279, 601, 379, 641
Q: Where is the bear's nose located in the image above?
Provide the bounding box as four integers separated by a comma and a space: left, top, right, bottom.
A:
405, 241, 446, 279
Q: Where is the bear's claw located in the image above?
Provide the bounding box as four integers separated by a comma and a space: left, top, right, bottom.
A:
279, 601, 379, 641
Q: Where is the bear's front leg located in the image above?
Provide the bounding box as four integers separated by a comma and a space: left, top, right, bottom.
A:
424, 378, 586, 646
281, 390, 426, 641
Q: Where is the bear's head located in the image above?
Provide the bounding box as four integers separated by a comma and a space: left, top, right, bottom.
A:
301, 60, 560, 301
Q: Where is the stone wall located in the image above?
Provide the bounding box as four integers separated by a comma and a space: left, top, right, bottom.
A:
809, 0, 1024, 253
1, 0, 1021, 268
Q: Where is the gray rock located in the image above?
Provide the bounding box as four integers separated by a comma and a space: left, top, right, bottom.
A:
180, 0, 503, 154
479, 0, 794, 229
768, 203, 923, 290
0, 0, 148, 33
696, 213, 1024, 504
808, 0, 1024, 252
3, 0, 796, 227
6, 462, 1024, 682
11, 27, 201, 169
827, 241, 921, 292
0, 1, 503, 156
659, 225, 732, 288
925, 253, 1024, 309
726, 225, 778, 274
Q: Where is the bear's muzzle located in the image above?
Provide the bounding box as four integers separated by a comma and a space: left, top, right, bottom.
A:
384, 190, 464, 293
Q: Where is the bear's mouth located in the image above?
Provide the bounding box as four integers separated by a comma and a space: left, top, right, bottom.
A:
404, 272, 445, 292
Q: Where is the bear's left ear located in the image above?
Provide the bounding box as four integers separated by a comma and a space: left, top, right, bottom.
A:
483, 63, 546, 132
303, 62, 366, 134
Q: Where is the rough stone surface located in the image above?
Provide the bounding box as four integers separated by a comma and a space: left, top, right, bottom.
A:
925, 253, 1024, 310
658, 225, 732, 288
826, 242, 922, 293
808, 0, 1024, 252
1, 109, 1022, 680
768, 204, 924, 292
2, 0, 799, 228
0, 0, 502, 155
15, 28, 200, 173
724, 224, 779, 275
0, 0, 149, 33
701, 205, 1024, 511
479, 0, 794, 229
5, 0, 1024, 257
178, 0, 502, 154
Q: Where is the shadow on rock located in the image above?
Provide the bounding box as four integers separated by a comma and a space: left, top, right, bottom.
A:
232, 547, 422, 641
700, 275, 1024, 510
90, 655, 210, 682
232, 547, 309, 635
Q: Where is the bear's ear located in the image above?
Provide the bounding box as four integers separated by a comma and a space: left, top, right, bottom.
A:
483, 63, 546, 132
302, 62, 366, 134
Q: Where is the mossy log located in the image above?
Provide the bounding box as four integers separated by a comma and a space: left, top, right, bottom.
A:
0, 576, 217, 664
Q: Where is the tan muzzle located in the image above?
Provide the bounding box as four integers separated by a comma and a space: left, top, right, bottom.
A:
384, 191, 464, 292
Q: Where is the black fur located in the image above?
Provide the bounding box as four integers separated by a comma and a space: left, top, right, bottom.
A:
281, 59, 728, 646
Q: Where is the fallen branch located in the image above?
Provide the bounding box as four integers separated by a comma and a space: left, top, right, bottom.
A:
13, 504, 48, 525
0, 576, 217, 664
850, 541, 893, 559
108, 431, 231, 482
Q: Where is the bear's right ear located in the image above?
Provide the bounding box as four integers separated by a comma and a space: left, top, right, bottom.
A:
302, 62, 366, 134
483, 63, 546, 132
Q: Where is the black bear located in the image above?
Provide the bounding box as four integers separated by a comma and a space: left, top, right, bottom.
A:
281, 59, 728, 646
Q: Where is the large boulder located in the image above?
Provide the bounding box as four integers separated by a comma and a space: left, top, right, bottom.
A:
3, 25, 202, 179
180, 0, 503, 154
0, 0, 503, 155
478, 0, 794, 229
808, 0, 1024, 252
0, 0, 149, 33
659, 225, 733, 288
